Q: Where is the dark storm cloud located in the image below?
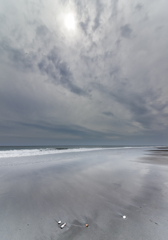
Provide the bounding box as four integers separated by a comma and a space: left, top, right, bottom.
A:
120, 24, 132, 39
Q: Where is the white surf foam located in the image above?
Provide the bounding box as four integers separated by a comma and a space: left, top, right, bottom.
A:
0, 146, 154, 159
0, 147, 103, 159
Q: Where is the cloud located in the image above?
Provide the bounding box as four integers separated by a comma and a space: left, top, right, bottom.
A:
80, 17, 90, 35
111, 0, 119, 17
110, 90, 165, 129
0, 40, 35, 70
38, 47, 87, 96
36, 25, 49, 36
102, 112, 114, 117
92, 0, 103, 32
0, 119, 120, 141
0, 40, 87, 96
93, 81, 168, 131
120, 24, 132, 39
135, 3, 143, 11
0, 0, 168, 145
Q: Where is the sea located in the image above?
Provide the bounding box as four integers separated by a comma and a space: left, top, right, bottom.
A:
0, 145, 158, 159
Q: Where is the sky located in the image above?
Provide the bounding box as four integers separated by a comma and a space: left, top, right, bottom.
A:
0, 0, 168, 146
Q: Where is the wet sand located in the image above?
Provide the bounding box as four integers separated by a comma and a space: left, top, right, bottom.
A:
0, 147, 168, 240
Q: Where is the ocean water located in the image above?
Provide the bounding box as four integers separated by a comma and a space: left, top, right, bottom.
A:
0, 145, 157, 169
0, 145, 156, 158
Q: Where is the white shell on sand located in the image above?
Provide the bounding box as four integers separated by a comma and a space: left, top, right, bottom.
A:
60, 223, 66, 229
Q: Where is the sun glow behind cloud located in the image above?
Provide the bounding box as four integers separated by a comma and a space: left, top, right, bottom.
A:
64, 13, 76, 30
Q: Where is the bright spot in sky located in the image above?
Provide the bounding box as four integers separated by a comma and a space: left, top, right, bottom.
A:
64, 13, 76, 30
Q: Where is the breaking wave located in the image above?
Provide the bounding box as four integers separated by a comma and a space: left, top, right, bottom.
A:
0, 146, 155, 159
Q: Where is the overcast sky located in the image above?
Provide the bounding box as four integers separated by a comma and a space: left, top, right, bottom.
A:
0, 0, 168, 146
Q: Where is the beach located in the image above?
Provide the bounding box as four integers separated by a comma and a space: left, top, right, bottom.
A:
0, 147, 168, 240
